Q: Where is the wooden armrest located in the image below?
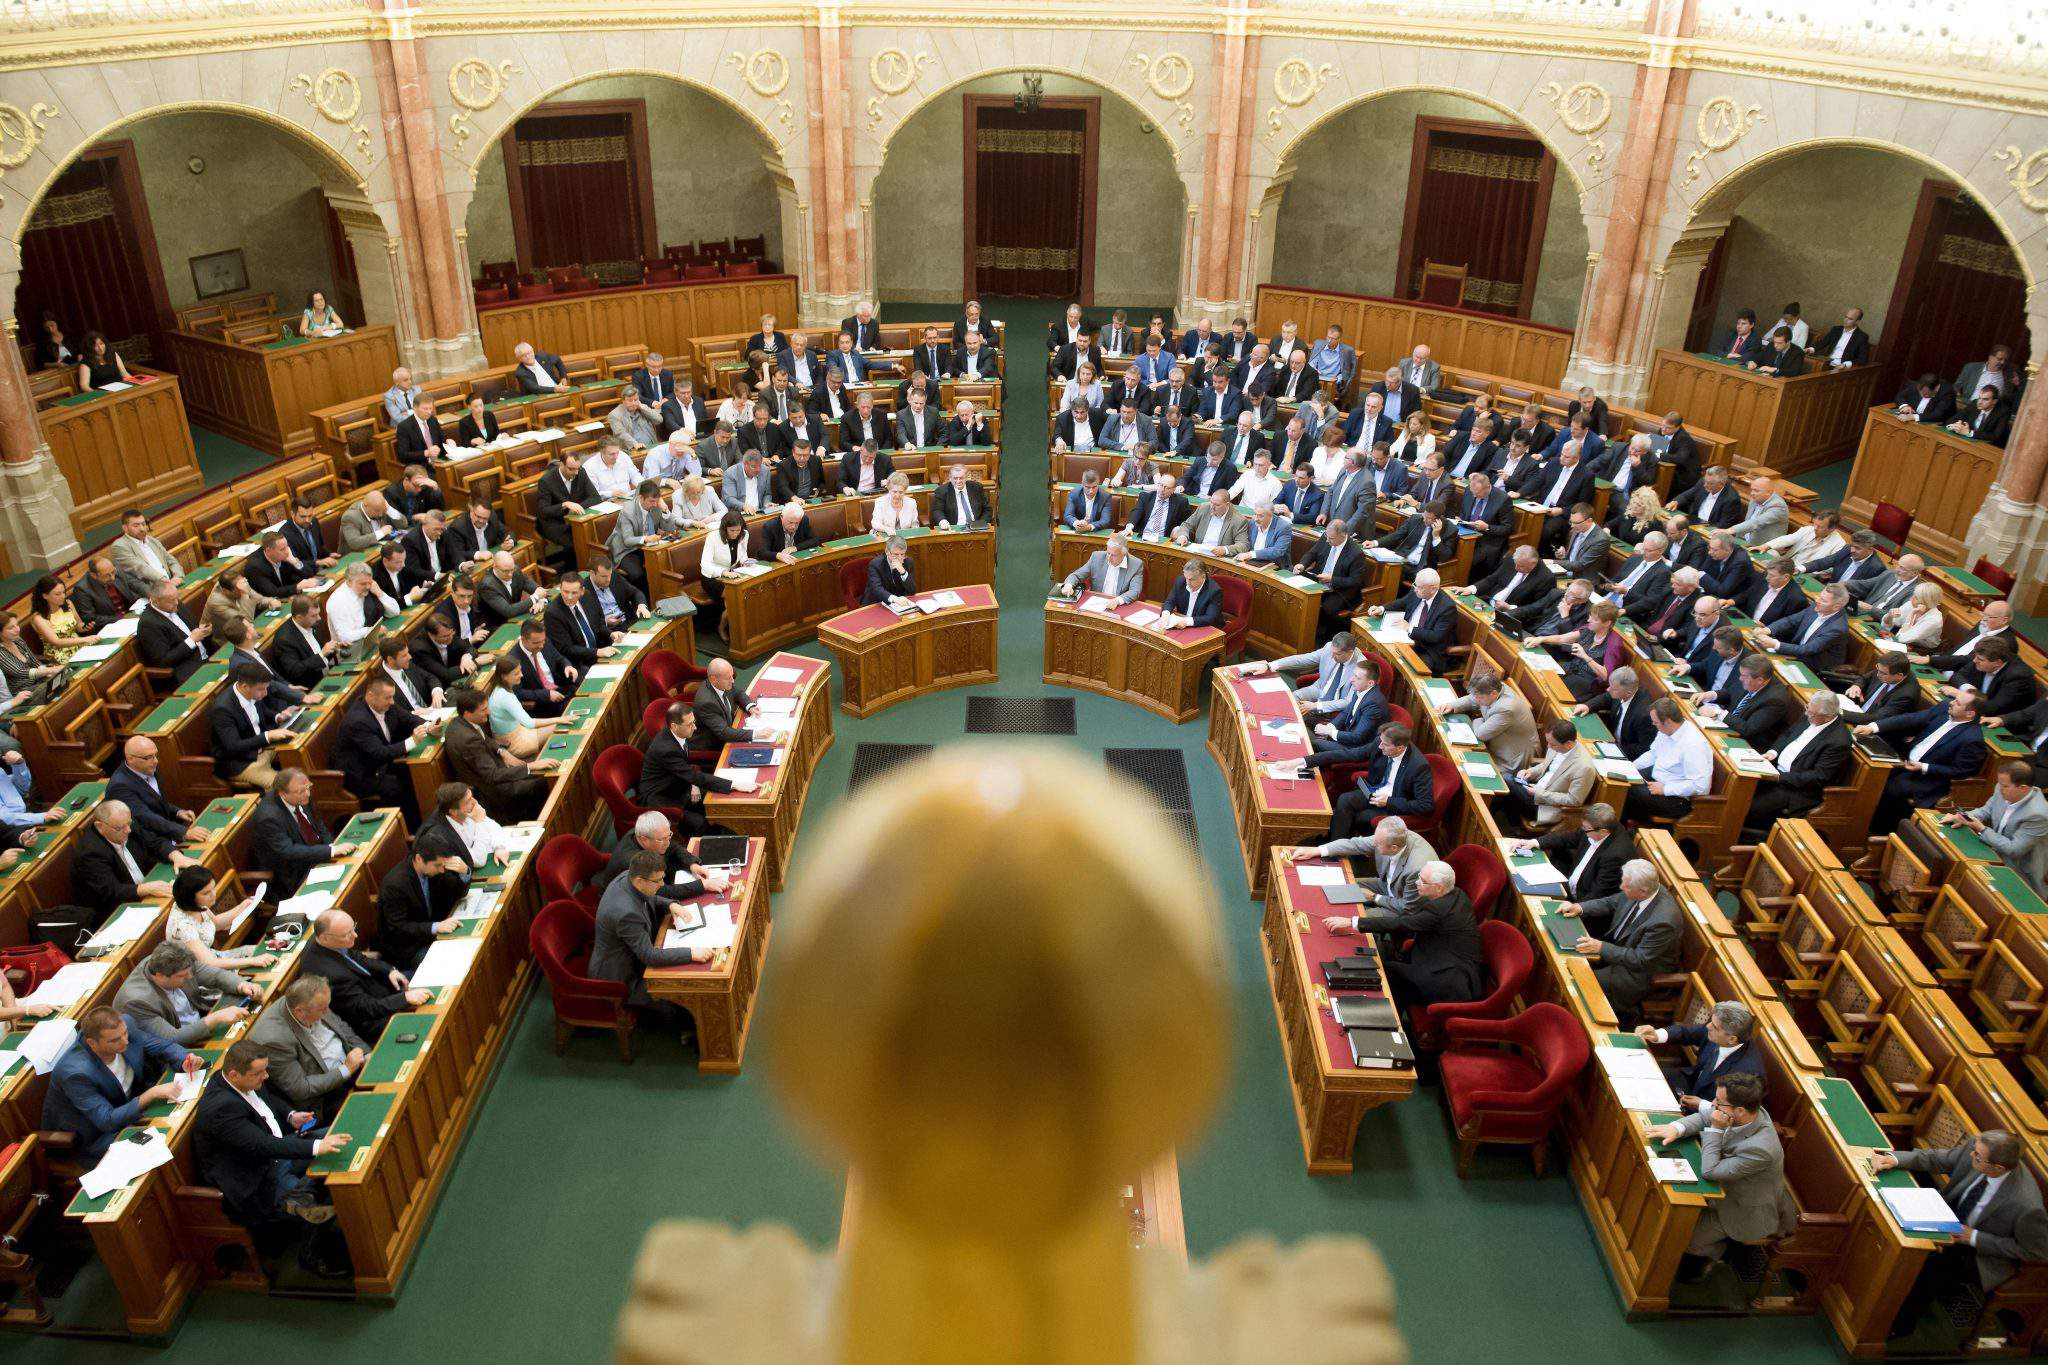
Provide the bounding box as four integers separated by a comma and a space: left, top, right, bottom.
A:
1889, 1082, 1928, 1098
1796, 951, 1832, 965
1840, 1012, 1879, 1027
2008, 1000, 2043, 1018
1953, 940, 1986, 955
1754, 895, 1794, 909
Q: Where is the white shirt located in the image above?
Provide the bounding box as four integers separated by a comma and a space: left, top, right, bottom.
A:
959, 347, 993, 378
240, 1082, 284, 1138
1201, 513, 1228, 548
1909, 719, 1960, 764
1775, 719, 1830, 773
1492, 571, 1529, 606
325, 585, 386, 646
1830, 328, 1859, 365
239, 692, 263, 732
450, 810, 510, 865
1102, 560, 1127, 598
107, 1050, 135, 1092
1567, 833, 1605, 895
869, 496, 920, 536
415, 532, 444, 576
586, 453, 642, 500
1069, 417, 1096, 452
1309, 447, 1348, 487
1696, 488, 1723, 522
1541, 464, 1576, 507
1229, 470, 1281, 505
152, 606, 196, 646
1637, 723, 1712, 797
789, 352, 813, 387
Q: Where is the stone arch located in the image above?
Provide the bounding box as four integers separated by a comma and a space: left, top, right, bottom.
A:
459, 67, 791, 183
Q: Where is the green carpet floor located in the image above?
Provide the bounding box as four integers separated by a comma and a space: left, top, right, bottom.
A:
9, 303, 1866, 1360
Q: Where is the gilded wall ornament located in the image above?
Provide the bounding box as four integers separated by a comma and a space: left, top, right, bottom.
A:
292, 68, 372, 161
866, 47, 934, 132
447, 58, 520, 150
1539, 80, 1611, 136
1272, 59, 1331, 108
729, 48, 790, 99
1132, 52, 1194, 102
1681, 96, 1766, 187
1994, 146, 2048, 213
0, 101, 57, 172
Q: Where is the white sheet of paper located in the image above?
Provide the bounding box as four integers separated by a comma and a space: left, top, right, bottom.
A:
670, 902, 737, 951
98, 381, 134, 392
1366, 547, 1405, 563
1124, 608, 1161, 627
1520, 651, 1563, 673
1647, 1153, 1697, 1183
98, 617, 139, 639
1610, 1075, 1681, 1113
575, 420, 605, 432
1694, 711, 1728, 730
78, 1129, 174, 1199
1461, 758, 1497, 779
1263, 760, 1306, 780
585, 664, 628, 681
1369, 619, 1412, 643
23, 962, 109, 1008
760, 665, 803, 684
409, 938, 483, 990
620, 631, 657, 647
716, 767, 760, 788
1596, 1046, 1667, 1081
751, 698, 797, 718
219, 542, 262, 557
1442, 718, 1479, 747
279, 889, 337, 920
84, 904, 161, 951
20, 1017, 78, 1074
1594, 757, 1642, 781
1296, 865, 1345, 887
225, 886, 265, 935
301, 863, 347, 889
1513, 860, 1568, 888
69, 641, 122, 662
1881, 1186, 1964, 1229
1245, 677, 1288, 694
1281, 574, 1318, 589
1077, 595, 1114, 614
457, 889, 499, 920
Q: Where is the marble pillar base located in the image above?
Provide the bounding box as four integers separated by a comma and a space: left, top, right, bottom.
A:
1183, 295, 1253, 326
1966, 490, 2048, 614
409, 333, 488, 378
803, 291, 867, 330
1564, 351, 1650, 409
0, 449, 81, 571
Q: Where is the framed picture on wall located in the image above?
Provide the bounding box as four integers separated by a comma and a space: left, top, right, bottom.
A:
190, 248, 248, 300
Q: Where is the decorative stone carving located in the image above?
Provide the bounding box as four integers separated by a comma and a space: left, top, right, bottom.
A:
0, 100, 57, 208
1272, 58, 1331, 108
1539, 80, 1612, 179
292, 68, 372, 161
1133, 52, 1194, 102
1994, 146, 2048, 213
447, 57, 520, 150
865, 47, 933, 132
729, 48, 790, 99
1680, 96, 1766, 187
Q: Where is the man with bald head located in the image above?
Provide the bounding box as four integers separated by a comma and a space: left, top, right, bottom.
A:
1320, 858, 1483, 1006
338, 489, 407, 553
107, 735, 194, 841
70, 554, 132, 631
299, 910, 432, 1041
75, 799, 198, 910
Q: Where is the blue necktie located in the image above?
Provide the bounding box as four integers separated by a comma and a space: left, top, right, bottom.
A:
576, 610, 594, 648
1319, 667, 1341, 702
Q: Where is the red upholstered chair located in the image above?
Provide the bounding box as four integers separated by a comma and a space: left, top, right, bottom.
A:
683, 263, 721, 281
640, 649, 706, 706
642, 697, 675, 741
530, 901, 636, 1061
1385, 702, 1413, 732
1446, 843, 1508, 922
840, 556, 873, 611
1870, 501, 1914, 552
1410, 921, 1533, 1050
1407, 753, 1459, 839
1438, 1002, 1591, 1176
1316, 710, 1427, 805
514, 278, 555, 299
537, 834, 609, 911
1214, 574, 1254, 659
724, 260, 760, 278
1973, 557, 2016, 596
643, 262, 678, 285
594, 744, 683, 835
473, 285, 509, 308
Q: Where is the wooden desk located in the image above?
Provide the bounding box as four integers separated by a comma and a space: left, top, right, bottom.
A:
39, 370, 202, 534
1646, 349, 1877, 477
703, 653, 834, 891
1051, 529, 1326, 658
480, 275, 797, 369
642, 836, 773, 1072
1205, 670, 1329, 895
1260, 848, 1417, 1174
723, 527, 997, 663
1043, 593, 1224, 723
166, 326, 401, 457
1841, 408, 2007, 567
1253, 283, 1573, 386
817, 585, 999, 718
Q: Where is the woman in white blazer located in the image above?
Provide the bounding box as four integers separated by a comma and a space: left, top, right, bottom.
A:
869, 473, 922, 538
1885, 581, 1946, 650
698, 509, 755, 639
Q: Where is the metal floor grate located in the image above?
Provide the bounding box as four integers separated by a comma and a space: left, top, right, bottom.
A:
847, 743, 935, 792
1105, 748, 1198, 850
963, 696, 1077, 736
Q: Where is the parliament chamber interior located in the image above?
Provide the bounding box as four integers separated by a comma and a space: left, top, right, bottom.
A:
2, 0, 2048, 1360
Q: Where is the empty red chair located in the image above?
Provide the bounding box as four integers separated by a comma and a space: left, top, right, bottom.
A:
724, 260, 760, 278
640, 649, 706, 705
840, 556, 873, 611
1407, 753, 1459, 839
1410, 921, 1533, 1050
1870, 501, 1914, 552
594, 744, 682, 835
531, 900, 636, 1061
683, 263, 720, 281
643, 263, 678, 285
537, 834, 610, 911
1973, 557, 2016, 596
1438, 1002, 1591, 1176
1446, 843, 1508, 922
1214, 574, 1254, 659
473, 285, 510, 307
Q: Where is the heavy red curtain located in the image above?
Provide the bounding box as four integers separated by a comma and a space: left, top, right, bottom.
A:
512, 111, 642, 275
17, 154, 162, 365
1408, 129, 1547, 317
1876, 193, 2029, 398
971, 107, 1086, 298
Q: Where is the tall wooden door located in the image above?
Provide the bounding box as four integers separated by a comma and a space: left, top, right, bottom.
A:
963, 96, 1099, 302
17, 143, 173, 367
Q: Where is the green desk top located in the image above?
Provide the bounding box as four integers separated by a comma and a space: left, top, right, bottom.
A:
483, 623, 526, 652
1459, 752, 1509, 793
1795, 574, 1823, 595
338, 810, 392, 845
1641, 1111, 1723, 1196
1938, 821, 2000, 862
359, 1012, 436, 1085
1778, 660, 1823, 690
1984, 864, 2048, 915
541, 730, 587, 762
309, 1089, 397, 1176
1723, 609, 1756, 629
562, 695, 605, 723
176, 661, 231, 695
138, 693, 199, 729
54, 782, 107, 817
1814, 1075, 1890, 1149
190, 798, 242, 837
1935, 565, 2001, 595
1542, 908, 1585, 951
1571, 714, 1616, 743
1985, 726, 2028, 757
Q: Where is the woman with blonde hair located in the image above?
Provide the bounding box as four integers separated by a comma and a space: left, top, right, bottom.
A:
671, 472, 725, 528
1885, 580, 1946, 651
1388, 411, 1435, 465
1059, 360, 1103, 414
868, 472, 921, 538
1609, 485, 1664, 544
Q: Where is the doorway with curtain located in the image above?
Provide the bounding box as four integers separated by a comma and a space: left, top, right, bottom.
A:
1873, 183, 2029, 401
1394, 117, 1556, 319
962, 96, 1100, 302
16, 143, 173, 368
501, 100, 657, 284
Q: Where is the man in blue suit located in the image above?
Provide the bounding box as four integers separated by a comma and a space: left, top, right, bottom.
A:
44, 1007, 190, 1162
1860, 692, 1987, 830
1133, 336, 1176, 388
1305, 658, 1390, 768
1196, 370, 1242, 426
1062, 471, 1115, 533
1543, 411, 1606, 469
1807, 528, 1887, 590
1635, 1000, 1760, 1114
824, 330, 869, 384
1308, 324, 1356, 393
1274, 465, 1324, 524
1160, 559, 1224, 629
1328, 722, 1435, 839
1757, 582, 1852, 673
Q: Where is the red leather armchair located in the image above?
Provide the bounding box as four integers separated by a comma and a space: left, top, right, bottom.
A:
531, 901, 635, 1061
1410, 921, 1532, 1050
594, 744, 684, 835
537, 834, 610, 911
1446, 843, 1507, 921
1408, 753, 1459, 839
1215, 574, 1253, 659
840, 557, 873, 611
641, 649, 706, 705
1438, 1002, 1590, 1176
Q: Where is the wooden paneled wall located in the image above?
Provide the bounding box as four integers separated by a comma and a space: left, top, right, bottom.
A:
476, 276, 799, 371
39, 369, 202, 533
1646, 349, 1878, 476
164, 325, 400, 457
1841, 409, 2004, 565
1253, 284, 1574, 387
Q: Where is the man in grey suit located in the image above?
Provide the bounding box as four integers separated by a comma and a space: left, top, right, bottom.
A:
337, 490, 409, 553
1874, 1128, 2048, 1336
1098, 401, 1155, 453
1855, 552, 1929, 616
1557, 505, 1613, 579
1726, 476, 1790, 547
115, 942, 261, 1047
109, 510, 187, 597
607, 480, 680, 591
246, 977, 366, 1121
1322, 448, 1378, 537
1439, 671, 1540, 771
1057, 533, 1147, 605
696, 423, 743, 472
1650, 1072, 1796, 1276
1947, 760, 2048, 896
1171, 488, 1251, 554
1292, 816, 1436, 914
1398, 344, 1441, 395
1241, 630, 1359, 716
721, 451, 779, 514
588, 850, 714, 1032
1500, 718, 1598, 827
1558, 858, 1683, 1016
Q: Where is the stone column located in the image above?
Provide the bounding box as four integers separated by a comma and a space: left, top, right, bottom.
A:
0, 312, 81, 570
802, 13, 861, 326
1968, 363, 2048, 613
1191, 0, 1258, 318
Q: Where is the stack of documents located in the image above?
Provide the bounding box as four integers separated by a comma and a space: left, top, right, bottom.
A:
1442, 717, 1479, 747
669, 903, 737, 952
81, 904, 162, 957
280, 888, 339, 920
1076, 594, 1115, 614
79, 1129, 174, 1199
1263, 760, 1306, 781
1125, 607, 1161, 627
1880, 1187, 1964, 1234
758, 665, 804, 686
1367, 617, 1412, 642
1647, 1150, 1697, 1183
23, 963, 110, 1009
1295, 864, 1345, 887
1508, 857, 1568, 894
1244, 677, 1288, 694
19, 1017, 78, 1074
411, 938, 483, 990
1594, 1045, 1680, 1112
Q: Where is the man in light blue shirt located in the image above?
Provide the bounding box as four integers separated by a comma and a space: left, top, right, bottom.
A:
382, 366, 420, 426
0, 748, 51, 838
643, 431, 702, 483
1309, 324, 1356, 391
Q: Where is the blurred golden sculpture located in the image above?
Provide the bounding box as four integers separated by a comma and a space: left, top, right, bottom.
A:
617, 745, 1405, 1365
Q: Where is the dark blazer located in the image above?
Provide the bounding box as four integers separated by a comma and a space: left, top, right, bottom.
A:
334, 700, 415, 808
543, 594, 612, 671
1874, 705, 1988, 801
863, 556, 916, 605
43, 1020, 189, 1161
1538, 826, 1635, 902
1662, 428, 1701, 496
194, 1072, 318, 1227
70, 574, 128, 632
1761, 717, 1853, 802
1849, 672, 1923, 726
512, 641, 576, 707
657, 395, 710, 439
1354, 747, 1435, 819
1565, 396, 1611, 436
137, 606, 207, 685
1588, 691, 1656, 759
1579, 887, 1683, 1009
1383, 589, 1456, 673
1739, 577, 1806, 629
249, 791, 335, 898
1713, 327, 1762, 364
300, 940, 411, 1040
74, 824, 173, 909
1700, 547, 1756, 602
446, 511, 509, 563
400, 526, 457, 583
268, 624, 328, 690
627, 366, 678, 407
1296, 537, 1366, 614
838, 408, 892, 452
106, 763, 187, 841
1657, 1023, 1762, 1106
1724, 680, 1794, 746
694, 683, 754, 748
1754, 344, 1805, 377
1524, 459, 1596, 511
637, 728, 732, 811
1808, 546, 1886, 589
393, 414, 445, 461
1441, 432, 1501, 480
374, 859, 459, 972
1124, 489, 1189, 538
1961, 404, 2014, 447
1471, 559, 1553, 613
1611, 556, 1673, 623
443, 717, 546, 823
1181, 457, 1240, 500
1769, 606, 1851, 672
1893, 383, 1958, 427
1355, 888, 1485, 1004
534, 466, 598, 549
941, 416, 994, 448
760, 515, 819, 559
208, 689, 281, 779
1161, 577, 1225, 629
242, 552, 300, 602
1672, 481, 1743, 529
837, 448, 895, 493
1377, 516, 1451, 576
1051, 341, 1104, 381
456, 409, 501, 446
930, 480, 990, 528
1366, 379, 1424, 422
479, 569, 541, 627
1949, 661, 2039, 719
737, 416, 793, 460
1811, 325, 1870, 367
1196, 386, 1243, 426
512, 351, 567, 394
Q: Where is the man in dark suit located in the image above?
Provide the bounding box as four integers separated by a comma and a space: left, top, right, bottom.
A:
279, 498, 335, 571
840, 305, 883, 352
1579, 670, 1656, 758
392, 398, 446, 462
1471, 544, 1553, 616
636, 703, 737, 838
1558, 860, 1683, 1017
1952, 385, 2015, 446
1757, 582, 1852, 673
210, 664, 291, 788
941, 401, 994, 448
600, 811, 728, 904
838, 440, 894, 496
1327, 725, 1436, 840
1365, 367, 1424, 428
1894, 373, 1958, 426
244, 534, 315, 601
1742, 691, 1855, 834
1740, 559, 1806, 630
373, 847, 464, 973
1522, 804, 1634, 902
1636, 1000, 1762, 1113
301, 910, 431, 1041
1160, 560, 1224, 629
70, 555, 131, 631
444, 688, 553, 822
1809, 528, 1887, 590
268, 595, 332, 690
250, 769, 356, 899
335, 677, 425, 823
657, 383, 711, 443
400, 512, 457, 585
533, 453, 597, 567
409, 612, 471, 691
1196, 370, 1243, 426
1323, 859, 1485, 1007
1366, 571, 1456, 674
543, 575, 617, 673
908, 325, 953, 382
589, 852, 714, 1032
1046, 303, 1089, 354
1303, 658, 1390, 769
42, 1007, 189, 1162
1121, 474, 1188, 541
1452, 470, 1514, 576
510, 342, 568, 394
1809, 308, 1871, 368
1714, 654, 1794, 746
1948, 636, 2038, 719
693, 657, 757, 748
760, 502, 819, 562
1297, 520, 1366, 635
1697, 533, 1755, 603
839, 396, 891, 452
106, 736, 193, 841
1671, 465, 1741, 529
1862, 693, 1988, 831
76, 799, 192, 909
628, 352, 680, 408
1752, 328, 1805, 377
445, 501, 509, 565
1051, 328, 1104, 383
1526, 446, 1598, 550
864, 542, 916, 605
1844, 654, 1921, 726
1180, 443, 1239, 500
511, 619, 575, 717
194, 1041, 352, 1277
136, 579, 210, 687
929, 464, 990, 529
1655, 413, 1701, 496
1712, 311, 1762, 364
479, 554, 542, 627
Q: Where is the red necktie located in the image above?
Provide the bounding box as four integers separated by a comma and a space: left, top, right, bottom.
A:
293, 806, 317, 844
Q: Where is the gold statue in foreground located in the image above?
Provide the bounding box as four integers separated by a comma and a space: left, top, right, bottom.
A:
617, 745, 1405, 1364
